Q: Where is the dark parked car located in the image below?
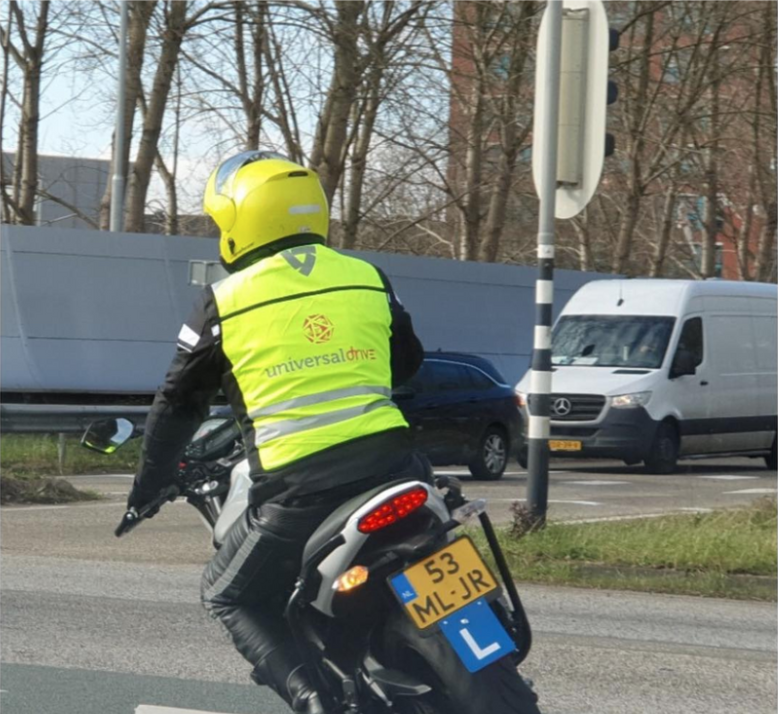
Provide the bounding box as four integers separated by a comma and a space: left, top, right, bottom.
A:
393, 352, 522, 480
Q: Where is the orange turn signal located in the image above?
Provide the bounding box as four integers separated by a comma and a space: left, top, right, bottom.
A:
333, 565, 369, 592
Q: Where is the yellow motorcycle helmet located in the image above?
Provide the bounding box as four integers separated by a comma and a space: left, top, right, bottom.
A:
203, 151, 329, 270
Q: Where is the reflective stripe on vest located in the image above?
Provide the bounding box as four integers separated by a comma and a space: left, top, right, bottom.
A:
254, 398, 395, 445
248, 385, 392, 420
212, 245, 408, 470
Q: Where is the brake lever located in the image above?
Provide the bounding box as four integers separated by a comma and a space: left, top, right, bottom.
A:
114, 485, 180, 538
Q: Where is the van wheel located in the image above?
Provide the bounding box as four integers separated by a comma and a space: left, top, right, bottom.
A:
469, 427, 508, 481
766, 439, 777, 471
644, 422, 679, 475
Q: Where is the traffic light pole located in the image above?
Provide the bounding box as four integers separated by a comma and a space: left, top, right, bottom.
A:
526, 0, 563, 526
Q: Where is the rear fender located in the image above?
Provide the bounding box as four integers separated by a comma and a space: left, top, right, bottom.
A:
310, 482, 449, 617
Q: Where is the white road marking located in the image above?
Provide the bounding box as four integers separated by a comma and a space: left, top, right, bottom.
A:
559, 512, 679, 524
566, 480, 629, 486
70, 474, 134, 479
678, 507, 714, 513
492, 498, 602, 507
723, 488, 778, 495
696, 475, 760, 481
135, 704, 233, 714
3, 500, 189, 513
1, 502, 126, 513
433, 469, 568, 476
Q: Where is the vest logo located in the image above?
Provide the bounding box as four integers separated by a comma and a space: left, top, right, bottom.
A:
303, 314, 334, 344
282, 246, 317, 276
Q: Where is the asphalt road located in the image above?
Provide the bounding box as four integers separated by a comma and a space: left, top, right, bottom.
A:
1, 457, 776, 714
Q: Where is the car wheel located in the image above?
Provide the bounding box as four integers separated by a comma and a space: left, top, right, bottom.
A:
766, 438, 777, 471
644, 422, 679, 475
469, 427, 508, 481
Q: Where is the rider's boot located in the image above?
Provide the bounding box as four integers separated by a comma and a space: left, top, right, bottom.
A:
251, 644, 327, 714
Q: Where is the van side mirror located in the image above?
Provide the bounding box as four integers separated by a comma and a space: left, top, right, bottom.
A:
670, 349, 696, 379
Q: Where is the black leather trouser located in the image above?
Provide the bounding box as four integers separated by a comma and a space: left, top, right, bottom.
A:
200, 454, 431, 696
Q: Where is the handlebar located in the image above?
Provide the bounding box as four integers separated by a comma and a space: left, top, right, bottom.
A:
114, 485, 180, 537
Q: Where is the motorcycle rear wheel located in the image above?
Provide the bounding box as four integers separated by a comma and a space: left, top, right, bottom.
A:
381, 611, 541, 714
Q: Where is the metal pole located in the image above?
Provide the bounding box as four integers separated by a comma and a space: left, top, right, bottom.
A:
527, 0, 563, 526
109, 0, 130, 233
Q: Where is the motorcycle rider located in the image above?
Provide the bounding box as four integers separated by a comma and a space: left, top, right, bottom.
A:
126, 151, 427, 714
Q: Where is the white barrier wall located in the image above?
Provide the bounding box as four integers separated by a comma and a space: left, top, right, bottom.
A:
1, 226, 607, 392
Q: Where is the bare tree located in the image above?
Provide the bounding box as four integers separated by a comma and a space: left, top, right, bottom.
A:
0, 1, 50, 224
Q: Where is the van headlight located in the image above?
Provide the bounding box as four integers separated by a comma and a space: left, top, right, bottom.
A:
611, 391, 652, 408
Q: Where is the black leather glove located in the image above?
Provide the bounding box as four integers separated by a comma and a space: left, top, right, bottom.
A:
126, 480, 162, 518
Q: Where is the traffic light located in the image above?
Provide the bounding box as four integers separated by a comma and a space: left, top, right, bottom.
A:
604, 26, 620, 157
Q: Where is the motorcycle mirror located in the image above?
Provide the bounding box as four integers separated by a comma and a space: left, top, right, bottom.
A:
81, 418, 136, 454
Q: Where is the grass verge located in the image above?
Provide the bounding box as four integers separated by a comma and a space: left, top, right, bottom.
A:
1, 434, 136, 505
1, 433, 141, 478
470, 498, 777, 601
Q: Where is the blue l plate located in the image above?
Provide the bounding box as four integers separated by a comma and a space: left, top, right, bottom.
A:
438, 598, 516, 673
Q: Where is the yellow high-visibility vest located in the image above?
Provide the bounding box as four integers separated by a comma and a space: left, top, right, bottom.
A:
212, 244, 408, 471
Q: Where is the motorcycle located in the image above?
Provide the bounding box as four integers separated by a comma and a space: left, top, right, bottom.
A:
82, 413, 541, 714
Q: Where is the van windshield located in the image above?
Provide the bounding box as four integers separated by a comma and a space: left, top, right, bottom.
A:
552, 315, 676, 369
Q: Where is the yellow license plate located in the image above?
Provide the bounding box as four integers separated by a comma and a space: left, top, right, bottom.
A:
389, 537, 499, 629
549, 440, 582, 451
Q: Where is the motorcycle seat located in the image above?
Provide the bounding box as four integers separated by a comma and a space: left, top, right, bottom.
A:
302, 478, 418, 564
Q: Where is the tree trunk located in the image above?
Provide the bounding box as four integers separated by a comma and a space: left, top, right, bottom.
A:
99, 1, 156, 230
0, 4, 18, 222
342, 75, 381, 250
612, 6, 654, 274
247, 1, 265, 150
309, 0, 364, 205
460, 84, 483, 262
124, 1, 188, 233
649, 182, 678, 278
701, 50, 721, 279
16, 1, 49, 225
233, 0, 264, 150
755, 205, 776, 283
571, 210, 592, 272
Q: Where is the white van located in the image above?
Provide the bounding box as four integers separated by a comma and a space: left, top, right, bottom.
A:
515, 279, 778, 473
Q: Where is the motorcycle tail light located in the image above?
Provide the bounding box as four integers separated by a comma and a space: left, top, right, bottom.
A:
333, 565, 369, 592
357, 487, 428, 534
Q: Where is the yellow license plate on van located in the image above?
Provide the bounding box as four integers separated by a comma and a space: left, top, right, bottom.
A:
389, 537, 499, 629
549, 440, 582, 451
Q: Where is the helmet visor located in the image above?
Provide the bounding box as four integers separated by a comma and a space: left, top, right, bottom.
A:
214, 151, 289, 197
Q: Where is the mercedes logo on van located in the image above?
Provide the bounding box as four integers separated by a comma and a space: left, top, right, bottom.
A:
551, 397, 572, 417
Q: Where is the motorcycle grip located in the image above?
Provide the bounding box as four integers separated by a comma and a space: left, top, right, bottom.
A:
115, 509, 140, 537
114, 485, 180, 538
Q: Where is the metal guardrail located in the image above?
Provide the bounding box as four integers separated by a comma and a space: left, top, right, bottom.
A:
0, 404, 151, 434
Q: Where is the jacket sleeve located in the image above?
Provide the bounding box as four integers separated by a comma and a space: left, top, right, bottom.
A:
375, 268, 424, 387
133, 287, 225, 496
